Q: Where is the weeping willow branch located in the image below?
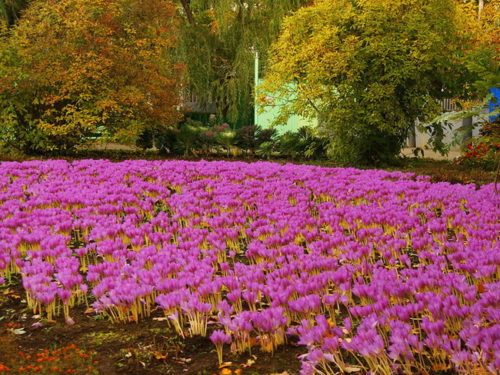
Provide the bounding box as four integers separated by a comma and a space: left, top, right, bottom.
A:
0, 0, 30, 28
176, 0, 310, 125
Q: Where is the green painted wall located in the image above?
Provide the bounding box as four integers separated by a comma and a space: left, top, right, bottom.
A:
254, 54, 317, 135
255, 80, 317, 135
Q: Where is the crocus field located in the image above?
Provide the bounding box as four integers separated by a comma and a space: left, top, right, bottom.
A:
0, 160, 498, 375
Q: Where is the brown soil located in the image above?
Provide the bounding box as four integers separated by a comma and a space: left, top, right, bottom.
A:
393, 159, 496, 186
0, 278, 304, 375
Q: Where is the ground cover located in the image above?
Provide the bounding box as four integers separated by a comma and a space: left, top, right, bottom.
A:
0, 160, 498, 375
1, 150, 497, 186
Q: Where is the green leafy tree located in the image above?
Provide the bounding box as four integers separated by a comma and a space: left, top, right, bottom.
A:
0, 0, 182, 154
262, 0, 486, 165
176, 0, 309, 126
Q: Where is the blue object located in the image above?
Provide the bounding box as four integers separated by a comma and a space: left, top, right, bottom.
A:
489, 87, 500, 121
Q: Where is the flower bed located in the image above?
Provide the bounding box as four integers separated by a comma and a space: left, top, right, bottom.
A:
0, 160, 498, 374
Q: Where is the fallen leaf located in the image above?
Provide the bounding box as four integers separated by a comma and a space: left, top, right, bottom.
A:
219, 362, 233, 369
242, 358, 255, 368
11, 328, 26, 335
84, 308, 95, 314
152, 317, 169, 321
219, 369, 232, 375
153, 352, 167, 360
2, 290, 21, 299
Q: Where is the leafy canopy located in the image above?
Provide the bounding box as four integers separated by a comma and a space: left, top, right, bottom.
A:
262, 0, 484, 165
176, 0, 309, 126
0, 0, 182, 153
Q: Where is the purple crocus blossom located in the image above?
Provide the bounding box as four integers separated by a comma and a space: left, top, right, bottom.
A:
0, 160, 498, 374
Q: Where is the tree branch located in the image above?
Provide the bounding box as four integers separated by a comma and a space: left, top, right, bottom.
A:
478, 0, 484, 20
295, 78, 321, 116
179, 0, 196, 25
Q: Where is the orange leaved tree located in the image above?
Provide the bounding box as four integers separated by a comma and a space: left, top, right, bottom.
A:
0, 0, 182, 154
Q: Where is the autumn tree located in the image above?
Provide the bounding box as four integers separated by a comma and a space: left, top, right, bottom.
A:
262, 0, 491, 165
0, 0, 182, 154
455, 0, 499, 96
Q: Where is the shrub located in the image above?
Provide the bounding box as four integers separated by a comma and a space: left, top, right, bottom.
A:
255, 127, 278, 149
145, 119, 237, 157
235, 125, 257, 154
277, 126, 328, 160
457, 120, 500, 170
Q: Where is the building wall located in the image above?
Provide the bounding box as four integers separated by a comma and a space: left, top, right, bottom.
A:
413, 117, 481, 151
255, 79, 318, 134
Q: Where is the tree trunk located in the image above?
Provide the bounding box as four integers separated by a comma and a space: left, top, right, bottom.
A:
495, 155, 499, 195
179, 0, 195, 25
478, 0, 484, 20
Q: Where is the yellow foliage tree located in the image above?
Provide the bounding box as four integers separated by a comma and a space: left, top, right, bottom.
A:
261, 0, 496, 164
0, 0, 182, 153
